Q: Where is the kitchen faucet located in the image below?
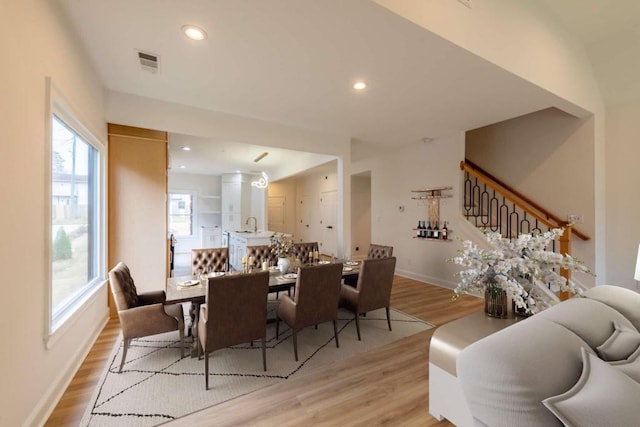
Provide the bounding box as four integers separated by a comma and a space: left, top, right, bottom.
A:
246, 216, 257, 233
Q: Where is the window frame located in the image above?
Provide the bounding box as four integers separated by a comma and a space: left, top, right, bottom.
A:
45, 79, 106, 347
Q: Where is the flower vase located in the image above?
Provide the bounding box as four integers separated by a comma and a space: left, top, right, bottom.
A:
484, 286, 508, 318
277, 257, 291, 274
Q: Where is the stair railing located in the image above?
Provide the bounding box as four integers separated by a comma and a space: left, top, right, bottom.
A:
460, 160, 590, 298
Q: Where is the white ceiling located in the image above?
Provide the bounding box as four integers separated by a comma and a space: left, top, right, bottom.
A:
57, 0, 637, 176
539, 0, 640, 105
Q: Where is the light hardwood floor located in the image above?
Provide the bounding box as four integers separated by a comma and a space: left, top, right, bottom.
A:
45, 276, 482, 426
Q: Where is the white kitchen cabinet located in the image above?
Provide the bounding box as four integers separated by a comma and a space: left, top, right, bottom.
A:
201, 226, 222, 248
221, 174, 252, 231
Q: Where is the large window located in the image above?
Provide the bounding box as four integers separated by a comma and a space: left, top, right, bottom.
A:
50, 111, 102, 333
168, 193, 194, 237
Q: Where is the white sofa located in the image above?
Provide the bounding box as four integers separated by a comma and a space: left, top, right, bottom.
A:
457, 285, 640, 426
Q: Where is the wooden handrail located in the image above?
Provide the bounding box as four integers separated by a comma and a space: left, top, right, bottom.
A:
460, 160, 590, 241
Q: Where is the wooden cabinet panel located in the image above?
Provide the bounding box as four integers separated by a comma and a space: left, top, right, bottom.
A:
108, 124, 167, 303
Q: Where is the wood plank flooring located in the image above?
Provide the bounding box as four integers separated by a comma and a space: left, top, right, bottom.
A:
45, 276, 482, 426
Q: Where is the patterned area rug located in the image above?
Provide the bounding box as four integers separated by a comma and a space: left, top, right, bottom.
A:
80, 301, 433, 426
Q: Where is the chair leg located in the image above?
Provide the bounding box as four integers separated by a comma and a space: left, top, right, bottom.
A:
119, 338, 131, 372
250, 340, 254, 347
179, 328, 185, 358
275, 316, 280, 339
333, 320, 340, 348
293, 329, 298, 361
386, 306, 392, 331
262, 337, 267, 371
204, 351, 209, 390
315, 324, 318, 330
355, 313, 361, 341
276, 291, 279, 300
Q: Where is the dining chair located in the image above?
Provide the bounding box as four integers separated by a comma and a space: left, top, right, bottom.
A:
339, 257, 397, 341
191, 247, 228, 276
344, 243, 394, 287
108, 262, 185, 372
292, 241, 319, 264
198, 271, 269, 390
246, 245, 277, 269
275, 263, 343, 361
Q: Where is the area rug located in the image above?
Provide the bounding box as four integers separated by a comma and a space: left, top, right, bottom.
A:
80, 301, 433, 426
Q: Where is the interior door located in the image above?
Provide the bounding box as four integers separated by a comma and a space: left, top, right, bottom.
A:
320, 190, 337, 256
298, 195, 314, 242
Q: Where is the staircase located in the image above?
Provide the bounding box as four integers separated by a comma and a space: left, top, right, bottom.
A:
460, 159, 590, 297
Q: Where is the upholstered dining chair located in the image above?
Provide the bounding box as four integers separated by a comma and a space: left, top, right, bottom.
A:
191, 247, 228, 276
367, 243, 394, 259
339, 257, 397, 341
198, 271, 269, 390
246, 245, 277, 269
275, 263, 343, 361
108, 262, 185, 372
344, 243, 394, 286
292, 241, 319, 264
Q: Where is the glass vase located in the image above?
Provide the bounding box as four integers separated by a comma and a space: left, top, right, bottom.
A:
484, 286, 508, 318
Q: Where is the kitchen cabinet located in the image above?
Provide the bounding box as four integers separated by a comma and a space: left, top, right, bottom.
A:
227, 231, 274, 271
221, 174, 252, 231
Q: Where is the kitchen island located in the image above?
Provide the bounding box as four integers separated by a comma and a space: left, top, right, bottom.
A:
227, 230, 276, 271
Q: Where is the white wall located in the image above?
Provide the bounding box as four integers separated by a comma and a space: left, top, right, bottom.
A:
352, 133, 468, 288
0, 1, 108, 426
605, 100, 640, 290
466, 108, 596, 287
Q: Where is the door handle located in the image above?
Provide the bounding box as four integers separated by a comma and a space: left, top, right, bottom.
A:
326, 226, 333, 229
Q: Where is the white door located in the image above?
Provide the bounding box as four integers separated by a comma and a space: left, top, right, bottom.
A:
320, 190, 337, 256
298, 195, 315, 243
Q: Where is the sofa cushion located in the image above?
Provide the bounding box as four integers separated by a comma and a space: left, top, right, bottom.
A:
596, 320, 640, 361
610, 345, 640, 383
585, 285, 640, 331
537, 297, 635, 349
543, 348, 640, 426
458, 319, 589, 427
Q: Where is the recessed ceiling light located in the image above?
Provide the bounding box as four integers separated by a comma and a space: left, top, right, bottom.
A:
181, 146, 191, 151
179, 165, 186, 169
182, 25, 207, 41
353, 81, 367, 91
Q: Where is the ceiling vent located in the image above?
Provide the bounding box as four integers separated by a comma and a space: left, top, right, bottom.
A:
136, 50, 160, 74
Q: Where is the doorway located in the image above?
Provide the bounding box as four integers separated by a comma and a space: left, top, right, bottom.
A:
350, 172, 371, 260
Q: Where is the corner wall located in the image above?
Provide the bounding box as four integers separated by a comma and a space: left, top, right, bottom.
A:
0, 1, 108, 426
605, 100, 640, 290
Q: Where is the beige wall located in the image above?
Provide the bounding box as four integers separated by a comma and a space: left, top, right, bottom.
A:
466, 108, 596, 287
605, 100, 640, 290
0, 1, 108, 425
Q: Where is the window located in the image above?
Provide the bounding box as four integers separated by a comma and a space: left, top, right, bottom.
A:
168, 192, 194, 236
49, 107, 103, 335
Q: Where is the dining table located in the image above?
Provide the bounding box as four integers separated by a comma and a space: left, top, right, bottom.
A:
165, 261, 361, 357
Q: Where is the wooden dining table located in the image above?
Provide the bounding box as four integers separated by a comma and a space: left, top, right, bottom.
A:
165, 262, 361, 357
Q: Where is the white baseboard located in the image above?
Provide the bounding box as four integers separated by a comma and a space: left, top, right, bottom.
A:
26, 312, 109, 427
395, 269, 457, 290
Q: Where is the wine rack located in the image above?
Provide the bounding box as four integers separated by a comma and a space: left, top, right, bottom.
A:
411, 186, 452, 241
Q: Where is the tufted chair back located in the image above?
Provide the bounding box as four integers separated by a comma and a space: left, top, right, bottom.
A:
246, 245, 277, 268
191, 247, 228, 275
292, 242, 319, 264
367, 243, 394, 259
109, 262, 139, 310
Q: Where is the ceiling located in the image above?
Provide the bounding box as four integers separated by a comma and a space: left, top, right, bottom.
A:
57, 0, 638, 176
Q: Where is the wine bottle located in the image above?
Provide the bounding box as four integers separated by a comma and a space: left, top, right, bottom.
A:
433, 221, 440, 239
441, 221, 448, 240
416, 220, 422, 238
426, 221, 433, 239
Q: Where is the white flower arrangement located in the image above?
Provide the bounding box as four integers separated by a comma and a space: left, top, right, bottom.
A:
450, 228, 593, 315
